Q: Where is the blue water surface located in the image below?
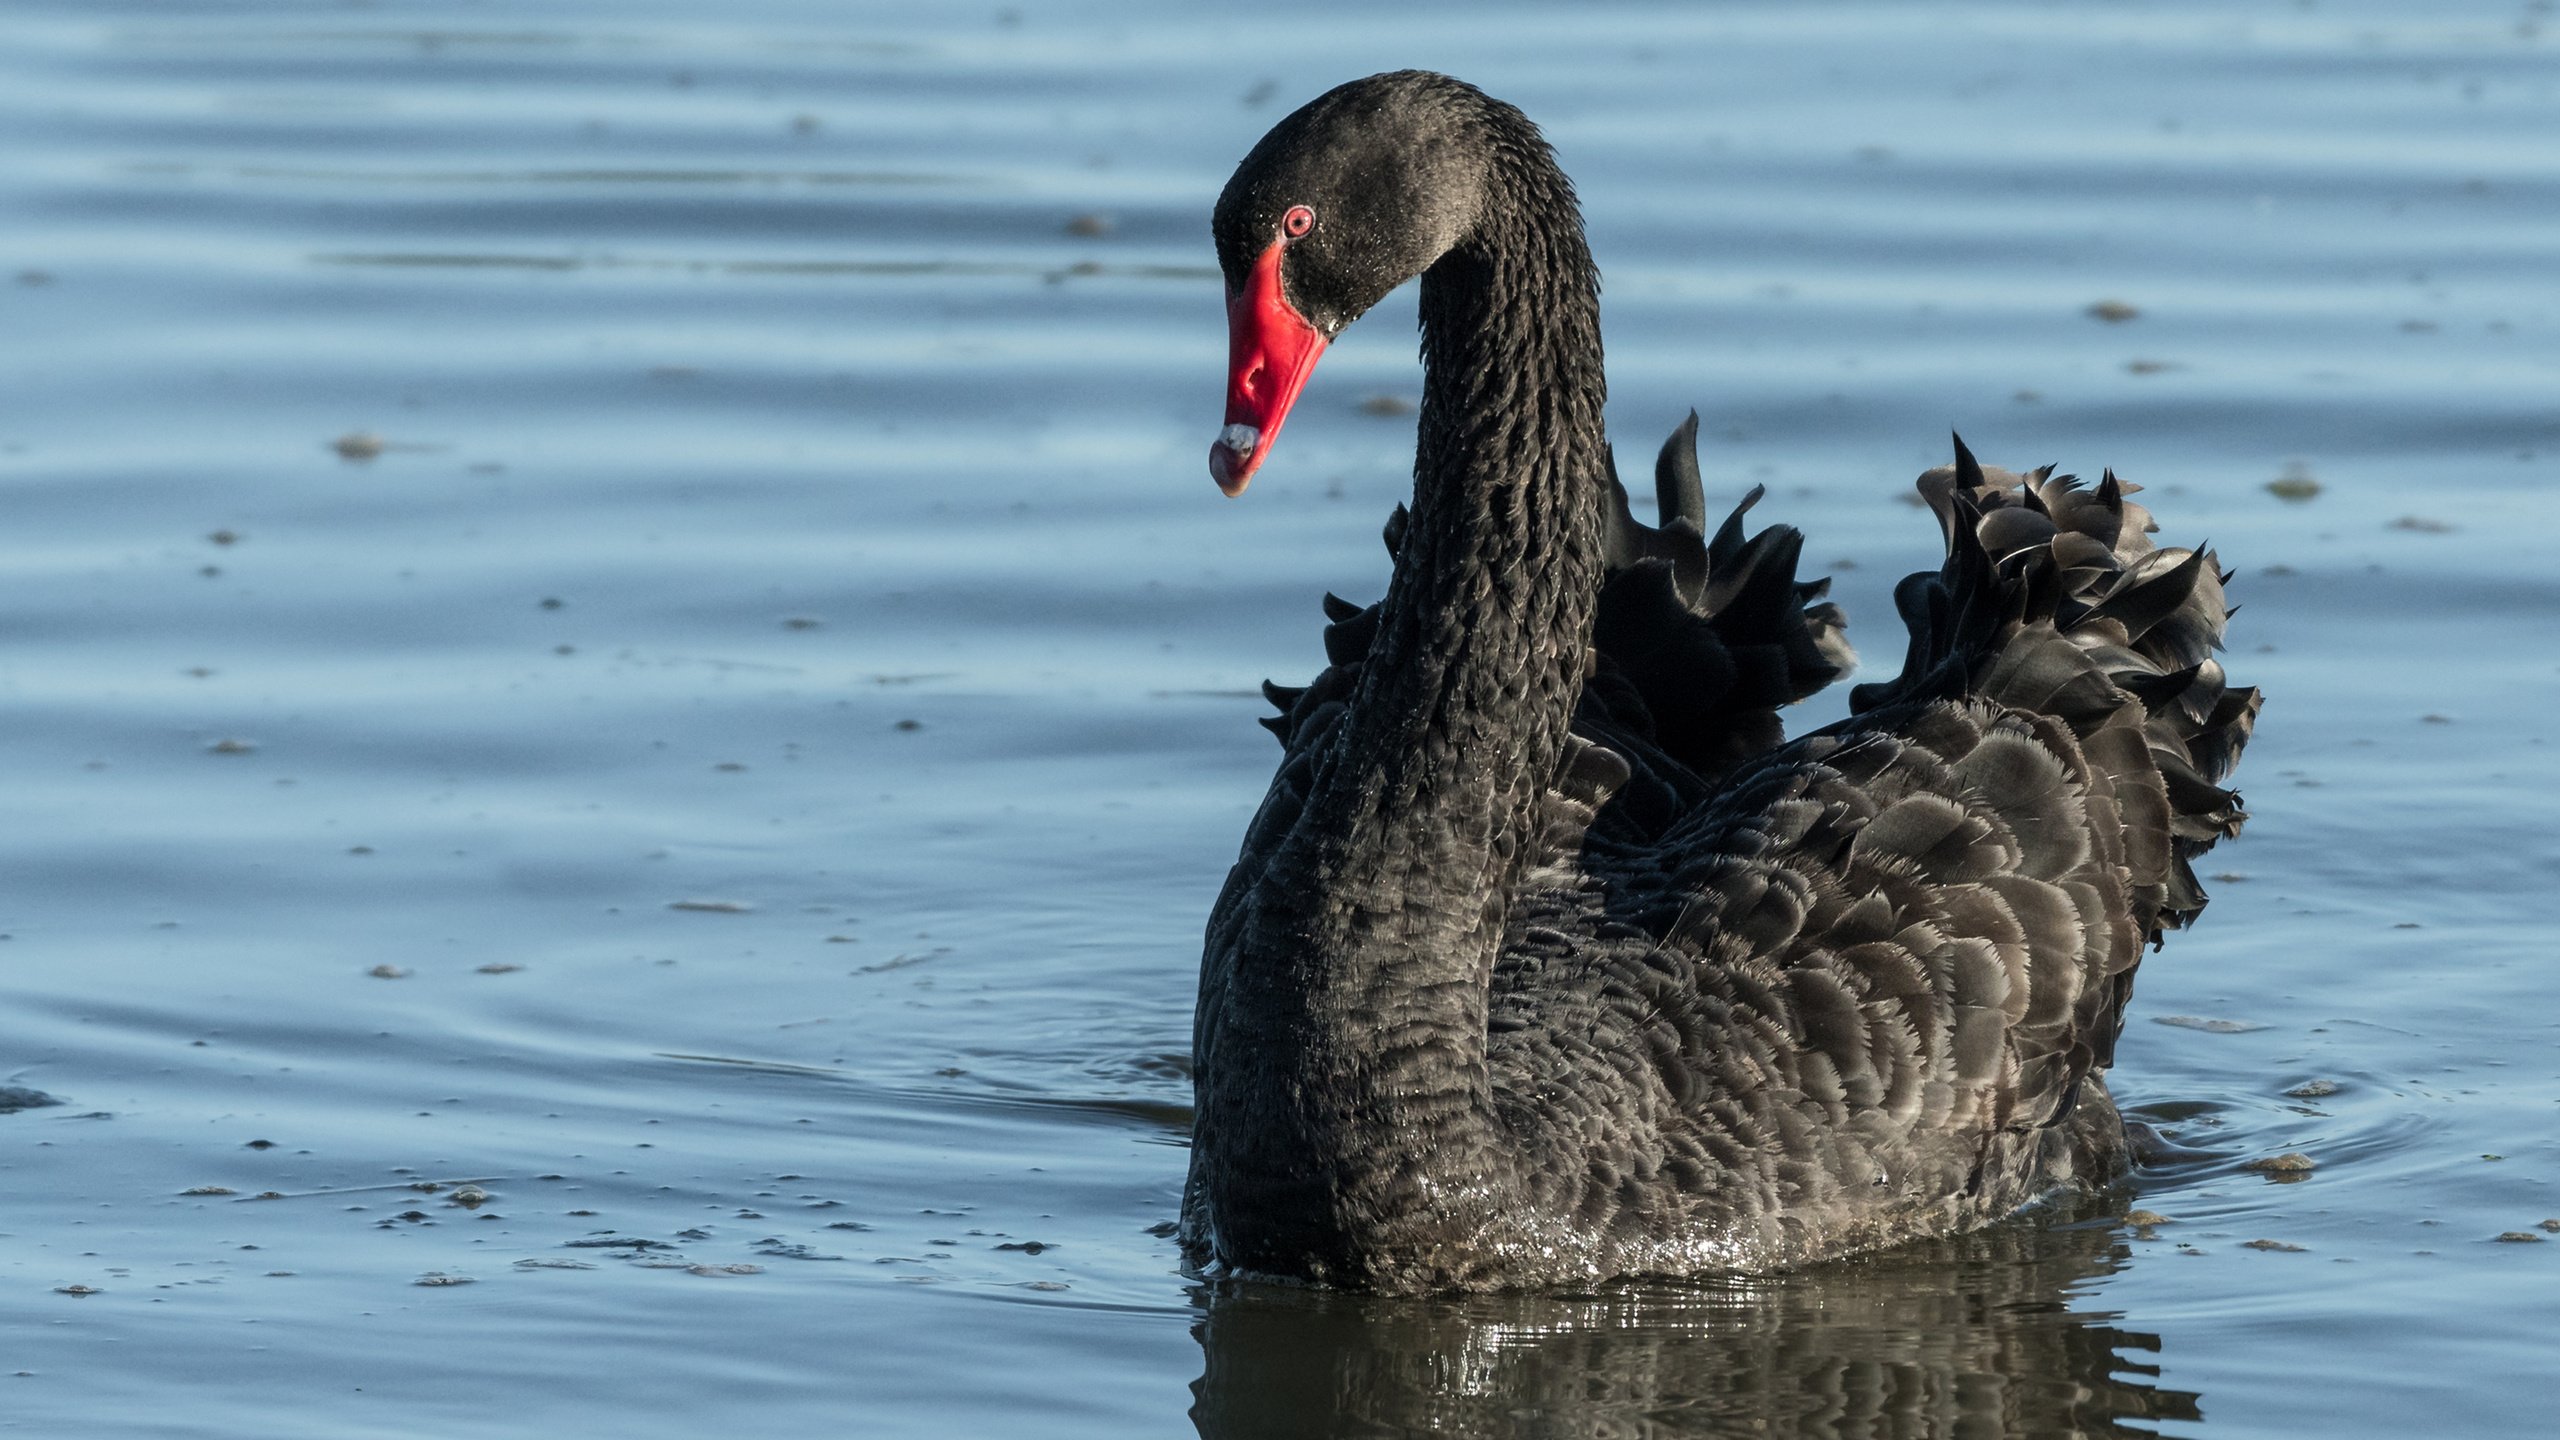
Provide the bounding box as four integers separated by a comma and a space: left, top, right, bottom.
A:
3, 2, 2556, 1435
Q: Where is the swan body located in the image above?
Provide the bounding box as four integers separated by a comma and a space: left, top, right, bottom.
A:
1185, 71, 2258, 1292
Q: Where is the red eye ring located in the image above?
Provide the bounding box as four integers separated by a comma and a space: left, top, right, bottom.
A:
1281, 205, 1315, 239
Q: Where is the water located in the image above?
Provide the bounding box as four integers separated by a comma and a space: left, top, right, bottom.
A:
3, 1, 2555, 1434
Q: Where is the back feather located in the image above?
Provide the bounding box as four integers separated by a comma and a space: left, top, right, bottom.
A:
1849, 435, 2259, 947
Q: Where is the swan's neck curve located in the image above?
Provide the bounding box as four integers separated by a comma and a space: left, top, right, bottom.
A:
1195, 137, 1607, 1283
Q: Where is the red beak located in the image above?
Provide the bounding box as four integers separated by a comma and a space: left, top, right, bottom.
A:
1210, 238, 1327, 496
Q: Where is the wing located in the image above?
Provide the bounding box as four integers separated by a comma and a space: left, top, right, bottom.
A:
1486, 437, 2257, 1262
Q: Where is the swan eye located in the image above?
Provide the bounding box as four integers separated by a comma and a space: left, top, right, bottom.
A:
1281, 205, 1315, 239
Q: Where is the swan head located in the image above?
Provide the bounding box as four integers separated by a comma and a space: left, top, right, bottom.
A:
1208, 71, 1497, 495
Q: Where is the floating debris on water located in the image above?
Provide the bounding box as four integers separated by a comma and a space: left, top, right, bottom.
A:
367, 964, 410, 979
413, 1272, 475, 1286
476, 962, 523, 974
2124, 358, 2180, 375
2242, 1239, 2308, 1253
1063, 213, 1112, 237
2285, 1079, 2341, 1098
2494, 1231, 2545, 1244
2087, 299, 2141, 323
54, 1284, 103, 1296
332, 431, 386, 461
0, 1086, 64, 1113
669, 899, 752, 914
206, 738, 257, 755
180, 1185, 236, 1196
2266, 463, 2322, 501
752, 1241, 845, 1261
2153, 1015, 2268, 1034
2390, 515, 2454, 533
2245, 1152, 2318, 1175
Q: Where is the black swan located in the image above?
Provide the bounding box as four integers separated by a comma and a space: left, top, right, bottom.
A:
1187, 70, 2258, 1292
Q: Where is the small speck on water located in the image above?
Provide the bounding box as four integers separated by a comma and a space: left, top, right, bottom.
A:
2494, 1232, 2545, 1244
0, 1086, 64, 1113
54, 1285, 103, 1297
2389, 515, 2454, 533
894, 718, 922, 732
2245, 1152, 2318, 1175
994, 1240, 1052, 1254
413, 1272, 474, 1286
2087, 299, 2141, 323
244, 1139, 277, 1150
2421, 713, 2454, 724
2242, 1239, 2308, 1252
1063, 213, 1112, 237
2285, 1079, 2341, 1098
669, 899, 752, 914
2124, 358, 2179, 375
206, 738, 257, 755
207, 529, 240, 545
781, 616, 822, 630
476, 962, 523, 974
367, 964, 410, 979
332, 431, 386, 461
2266, 463, 2322, 501
180, 1186, 236, 1196
1020, 1281, 1070, 1291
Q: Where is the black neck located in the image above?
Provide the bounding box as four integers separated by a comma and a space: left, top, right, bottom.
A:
1199, 133, 1608, 1273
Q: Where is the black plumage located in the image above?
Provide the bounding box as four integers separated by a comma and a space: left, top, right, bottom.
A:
1186, 71, 2259, 1293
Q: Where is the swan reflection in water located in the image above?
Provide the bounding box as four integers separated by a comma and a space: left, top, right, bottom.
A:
1187, 1205, 2199, 1439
